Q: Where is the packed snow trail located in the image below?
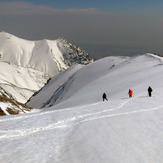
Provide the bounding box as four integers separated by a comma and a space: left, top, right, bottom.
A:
0, 98, 133, 139
0, 96, 162, 139
0, 96, 163, 163
0, 98, 129, 123
0, 97, 162, 140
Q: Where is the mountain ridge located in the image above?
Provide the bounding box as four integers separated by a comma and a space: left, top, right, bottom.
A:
26, 53, 163, 109
0, 31, 93, 76
0, 31, 93, 114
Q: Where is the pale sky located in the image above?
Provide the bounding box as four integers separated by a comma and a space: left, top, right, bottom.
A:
1, 0, 163, 58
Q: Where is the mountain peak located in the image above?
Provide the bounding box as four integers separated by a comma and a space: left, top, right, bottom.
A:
0, 32, 93, 76
0, 32, 93, 105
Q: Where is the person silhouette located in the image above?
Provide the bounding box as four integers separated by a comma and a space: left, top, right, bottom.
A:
128, 89, 133, 98
102, 93, 108, 101
148, 86, 153, 97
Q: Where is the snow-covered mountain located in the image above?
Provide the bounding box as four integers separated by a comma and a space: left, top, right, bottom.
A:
0, 86, 32, 115
0, 53, 163, 163
27, 53, 163, 109
0, 95, 31, 116
0, 31, 93, 104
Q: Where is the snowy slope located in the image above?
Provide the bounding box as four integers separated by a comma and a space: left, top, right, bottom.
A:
0, 31, 92, 76
27, 53, 163, 109
0, 53, 163, 163
0, 61, 49, 103
0, 31, 93, 103
26, 64, 84, 108
0, 31, 67, 76
27, 55, 128, 108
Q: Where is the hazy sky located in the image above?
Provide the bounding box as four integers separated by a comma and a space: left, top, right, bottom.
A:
1, 0, 163, 58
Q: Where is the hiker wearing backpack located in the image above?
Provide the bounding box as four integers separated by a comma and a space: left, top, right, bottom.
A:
128, 89, 133, 98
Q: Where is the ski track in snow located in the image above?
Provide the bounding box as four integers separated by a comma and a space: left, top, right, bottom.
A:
79, 104, 163, 124
0, 95, 134, 123
0, 97, 162, 140
0, 101, 104, 122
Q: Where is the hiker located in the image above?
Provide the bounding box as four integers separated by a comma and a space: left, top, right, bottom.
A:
148, 86, 153, 97
102, 93, 108, 101
128, 89, 133, 98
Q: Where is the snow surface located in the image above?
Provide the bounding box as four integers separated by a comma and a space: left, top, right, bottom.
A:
27, 64, 84, 108
0, 32, 68, 76
0, 31, 68, 103
0, 53, 163, 163
0, 102, 10, 115
0, 31, 92, 103
0, 62, 49, 103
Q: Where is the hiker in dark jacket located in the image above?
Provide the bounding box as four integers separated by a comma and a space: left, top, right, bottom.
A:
148, 86, 153, 97
102, 93, 108, 101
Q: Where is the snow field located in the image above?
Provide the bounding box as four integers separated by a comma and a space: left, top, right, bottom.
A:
0, 53, 163, 162
0, 94, 163, 162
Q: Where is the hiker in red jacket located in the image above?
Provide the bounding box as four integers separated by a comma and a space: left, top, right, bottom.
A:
128, 89, 133, 98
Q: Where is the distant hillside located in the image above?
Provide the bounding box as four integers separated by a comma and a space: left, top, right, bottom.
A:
0, 95, 31, 116
0, 31, 93, 104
